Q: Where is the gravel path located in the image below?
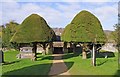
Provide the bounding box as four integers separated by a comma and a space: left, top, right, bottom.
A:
49, 54, 70, 76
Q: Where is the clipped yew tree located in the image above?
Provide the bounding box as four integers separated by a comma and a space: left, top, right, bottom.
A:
10, 14, 56, 60
62, 10, 106, 66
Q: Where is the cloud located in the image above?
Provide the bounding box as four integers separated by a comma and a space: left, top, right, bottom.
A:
92, 3, 118, 30
2, 2, 64, 27
1, 0, 17, 2
1, 0, 119, 2
2, 2, 21, 24
82, 0, 119, 2
94, 4, 117, 20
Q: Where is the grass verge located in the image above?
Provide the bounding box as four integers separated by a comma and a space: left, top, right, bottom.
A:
62, 52, 119, 76
2, 50, 53, 76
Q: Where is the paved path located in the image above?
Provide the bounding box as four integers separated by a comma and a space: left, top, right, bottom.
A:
49, 54, 70, 76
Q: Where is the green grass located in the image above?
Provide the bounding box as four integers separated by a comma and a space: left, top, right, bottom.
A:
2, 50, 120, 76
2, 50, 53, 76
62, 52, 119, 76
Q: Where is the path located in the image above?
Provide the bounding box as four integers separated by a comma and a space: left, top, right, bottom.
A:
49, 54, 70, 76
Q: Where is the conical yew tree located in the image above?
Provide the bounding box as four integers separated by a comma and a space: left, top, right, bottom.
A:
62, 10, 106, 66
62, 10, 106, 42
10, 14, 56, 60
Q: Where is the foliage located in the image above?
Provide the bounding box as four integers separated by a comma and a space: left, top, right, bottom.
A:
0, 26, 2, 38
62, 10, 106, 43
113, 24, 120, 43
10, 14, 56, 43
113, 24, 120, 65
2, 21, 19, 48
110, 31, 117, 43
0, 26, 2, 47
108, 24, 120, 44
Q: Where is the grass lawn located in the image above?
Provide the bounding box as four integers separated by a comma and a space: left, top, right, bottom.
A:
2, 50, 53, 76
62, 52, 119, 76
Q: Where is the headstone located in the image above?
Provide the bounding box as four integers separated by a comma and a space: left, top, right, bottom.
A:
0, 50, 4, 63
17, 47, 34, 59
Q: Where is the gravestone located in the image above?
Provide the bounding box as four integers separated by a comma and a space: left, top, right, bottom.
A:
17, 47, 35, 60
0, 50, 4, 63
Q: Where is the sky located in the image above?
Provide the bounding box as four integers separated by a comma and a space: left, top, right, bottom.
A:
0, 0, 119, 31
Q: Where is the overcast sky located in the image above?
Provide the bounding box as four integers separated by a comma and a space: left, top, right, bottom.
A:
0, 0, 119, 31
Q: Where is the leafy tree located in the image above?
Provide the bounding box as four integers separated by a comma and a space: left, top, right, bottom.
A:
113, 24, 120, 63
111, 24, 120, 43
10, 14, 56, 60
2, 21, 19, 49
62, 10, 106, 66
0, 26, 2, 48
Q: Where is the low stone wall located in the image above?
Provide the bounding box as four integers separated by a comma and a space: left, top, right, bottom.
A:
17, 52, 35, 59
17, 47, 35, 60
101, 43, 118, 52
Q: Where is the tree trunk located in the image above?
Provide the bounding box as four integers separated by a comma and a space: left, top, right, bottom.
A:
82, 44, 87, 59
70, 42, 73, 52
92, 43, 96, 66
49, 42, 53, 54
46, 43, 52, 54
18, 43, 21, 51
32, 43, 37, 61
42, 43, 46, 55
73, 44, 76, 53
46, 44, 49, 54
82, 47, 87, 59
63, 42, 67, 53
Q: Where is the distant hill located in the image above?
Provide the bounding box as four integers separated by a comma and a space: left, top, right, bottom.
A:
103, 30, 115, 42
104, 30, 113, 35
52, 28, 64, 36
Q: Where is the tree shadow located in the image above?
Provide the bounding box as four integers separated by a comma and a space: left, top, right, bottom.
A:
62, 53, 81, 60
75, 46, 82, 53
97, 51, 115, 58
62, 53, 74, 59
64, 62, 74, 70
2, 63, 52, 76
96, 60, 108, 66
36, 53, 44, 58
37, 52, 81, 61
36, 53, 53, 61
86, 51, 116, 59
49, 62, 74, 75
84, 51, 91, 58
114, 70, 120, 77
39, 55, 53, 61
2, 60, 21, 65
2, 62, 74, 76
37, 53, 75, 61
